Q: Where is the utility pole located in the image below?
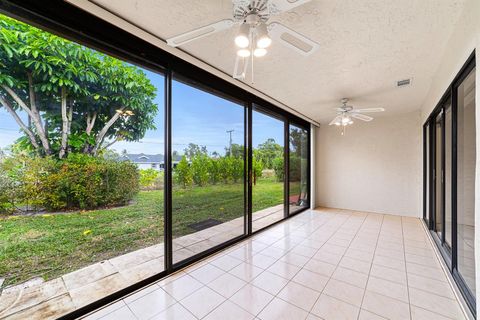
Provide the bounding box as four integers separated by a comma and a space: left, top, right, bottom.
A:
226, 129, 234, 156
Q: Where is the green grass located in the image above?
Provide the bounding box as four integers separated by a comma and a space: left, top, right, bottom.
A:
0, 178, 283, 286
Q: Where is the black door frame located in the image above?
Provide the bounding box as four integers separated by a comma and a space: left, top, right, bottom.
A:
423, 50, 476, 315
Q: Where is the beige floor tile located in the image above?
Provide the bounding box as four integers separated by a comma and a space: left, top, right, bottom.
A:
362, 291, 410, 320
230, 284, 274, 315
203, 300, 254, 320
339, 256, 372, 274
83, 301, 126, 320
251, 271, 289, 295
100, 306, 136, 320
323, 279, 364, 307
311, 294, 360, 320
332, 266, 369, 288
303, 259, 336, 277
207, 272, 247, 298
408, 287, 464, 319
277, 281, 320, 311
123, 284, 160, 304
150, 303, 196, 320
210, 255, 243, 271
189, 263, 225, 284
127, 288, 176, 320
410, 305, 457, 320
343, 247, 374, 263
373, 255, 406, 272
160, 274, 203, 300
369, 264, 407, 285
258, 297, 309, 320
407, 273, 456, 299
358, 309, 387, 319
247, 253, 277, 269
366, 276, 408, 302
292, 269, 329, 292
406, 262, 447, 281
179, 286, 225, 319
229, 262, 264, 282
312, 251, 343, 265
279, 252, 310, 267
266, 261, 301, 280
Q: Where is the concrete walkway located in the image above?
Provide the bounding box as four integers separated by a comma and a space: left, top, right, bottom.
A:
0, 205, 284, 320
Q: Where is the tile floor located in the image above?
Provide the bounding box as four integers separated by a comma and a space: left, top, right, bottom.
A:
83, 208, 467, 320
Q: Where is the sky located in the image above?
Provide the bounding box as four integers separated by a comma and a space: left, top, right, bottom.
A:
0, 69, 284, 156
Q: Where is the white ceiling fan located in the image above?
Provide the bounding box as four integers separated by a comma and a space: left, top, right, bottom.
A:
166, 0, 319, 82
329, 98, 385, 135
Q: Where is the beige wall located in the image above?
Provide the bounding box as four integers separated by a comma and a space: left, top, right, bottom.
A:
315, 111, 422, 217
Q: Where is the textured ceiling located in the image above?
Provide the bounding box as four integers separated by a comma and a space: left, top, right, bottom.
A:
90, 0, 465, 124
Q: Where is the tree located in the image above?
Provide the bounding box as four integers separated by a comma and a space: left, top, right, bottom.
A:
256, 138, 283, 169
183, 143, 207, 160
289, 128, 307, 157
174, 156, 192, 188
225, 143, 244, 158
252, 157, 263, 185
0, 15, 157, 158
191, 154, 209, 186
272, 156, 284, 182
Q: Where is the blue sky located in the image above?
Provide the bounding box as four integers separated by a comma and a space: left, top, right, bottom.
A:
0, 69, 284, 155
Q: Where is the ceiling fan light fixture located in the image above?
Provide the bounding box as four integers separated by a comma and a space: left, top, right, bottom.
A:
235, 24, 250, 48
237, 48, 251, 57
256, 23, 271, 48
254, 48, 267, 57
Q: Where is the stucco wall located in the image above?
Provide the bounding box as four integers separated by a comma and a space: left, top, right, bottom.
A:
315, 111, 422, 217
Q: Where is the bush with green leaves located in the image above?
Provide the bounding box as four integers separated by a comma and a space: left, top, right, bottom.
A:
272, 156, 284, 182
175, 156, 192, 188
139, 168, 163, 190
0, 153, 139, 212
252, 158, 263, 185
191, 154, 209, 186
208, 158, 221, 184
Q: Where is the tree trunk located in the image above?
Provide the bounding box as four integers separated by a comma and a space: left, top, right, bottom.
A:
0, 96, 40, 150
92, 107, 124, 155
58, 87, 69, 159
86, 111, 97, 135
2, 84, 50, 154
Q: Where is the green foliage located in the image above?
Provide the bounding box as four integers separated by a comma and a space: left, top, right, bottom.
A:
0, 154, 139, 212
252, 158, 263, 185
191, 154, 209, 186
218, 156, 232, 184
272, 156, 284, 182
208, 158, 221, 185
175, 156, 192, 188
183, 143, 207, 160
256, 138, 283, 169
0, 14, 158, 157
139, 168, 163, 190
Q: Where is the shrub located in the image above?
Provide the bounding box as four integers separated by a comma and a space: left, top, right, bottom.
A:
0, 153, 139, 212
139, 169, 163, 190
252, 158, 263, 185
191, 154, 209, 186
272, 157, 284, 182
175, 156, 192, 188
208, 158, 221, 184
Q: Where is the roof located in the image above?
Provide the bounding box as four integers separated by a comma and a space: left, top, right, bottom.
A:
121, 153, 164, 163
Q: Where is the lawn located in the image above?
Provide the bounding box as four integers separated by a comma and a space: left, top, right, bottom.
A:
0, 178, 283, 287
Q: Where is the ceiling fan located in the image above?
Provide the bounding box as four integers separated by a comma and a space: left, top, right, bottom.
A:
166, 0, 319, 82
329, 98, 385, 135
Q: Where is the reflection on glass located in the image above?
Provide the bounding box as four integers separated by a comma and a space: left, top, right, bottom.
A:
0, 14, 165, 317
252, 108, 285, 232
289, 125, 309, 213
445, 102, 452, 248
171, 76, 245, 263
435, 112, 443, 239
457, 67, 476, 297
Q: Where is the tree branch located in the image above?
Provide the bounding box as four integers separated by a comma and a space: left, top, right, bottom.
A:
86, 111, 97, 135
0, 95, 40, 149
92, 107, 124, 155
1, 84, 50, 154
58, 87, 69, 159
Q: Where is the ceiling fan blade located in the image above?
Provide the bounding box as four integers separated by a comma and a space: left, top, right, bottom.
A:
166, 19, 234, 47
268, 22, 319, 56
329, 115, 342, 125
269, 0, 313, 13
353, 108, 385, 113
351, 113, 374, 122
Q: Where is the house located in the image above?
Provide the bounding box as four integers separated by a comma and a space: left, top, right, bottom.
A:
120, 153, 165, 171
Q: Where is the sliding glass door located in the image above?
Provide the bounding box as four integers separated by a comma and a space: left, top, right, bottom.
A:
289, 124, 309, 214
424, 55, 476, 313
251, 107, 285, 232
171, 74, 246, 264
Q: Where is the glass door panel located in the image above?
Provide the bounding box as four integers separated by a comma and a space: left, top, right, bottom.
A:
434, 112, 443, 240
457, 67, 476, 298
252, 107, 285, 232
444, 100, 452, 249
289, 124, 309, 214
171, 75, 245, 264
